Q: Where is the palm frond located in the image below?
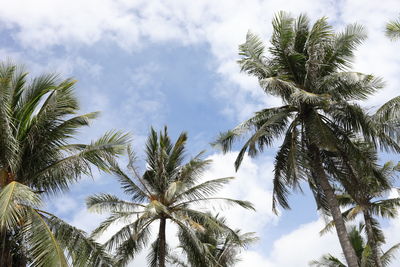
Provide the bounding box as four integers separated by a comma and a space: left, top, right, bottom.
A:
173, 197, 254, 211
30, 130, 130, 194
0, 181, 41, 230
374, 96, 400, 121
234, 107, 293, 170
114, 223, 152, 267
23, 208, 69, 267
381, 243, 400, 266
293, 13, 310, 53
322, 72, 383, 101
178, 156, 212, 185
0, 63, 20, 172
87, 193, 145, 214
386, 17, 400, 40
369, 198, 400, 218
272, 118, 304, 212
173, 218, 208, 267
174, 177, 234, 202
326, 23, 367, 71
147, 236, 160, 267
238, 31, 269, 79
259, 77, 300, 102
108, 159, 149, 203
90, 211, 140, 239
43, 213, 114, 267
309, 254, 346, 267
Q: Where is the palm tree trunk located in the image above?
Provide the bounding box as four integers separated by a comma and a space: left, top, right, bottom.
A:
308, 144, 359, 267
363, 210, 383, 267
158, 217, 166, 267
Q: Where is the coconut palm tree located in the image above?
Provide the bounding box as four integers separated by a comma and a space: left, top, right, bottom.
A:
320, 142, 400, 267
214, 12, 398, 267
386, 16, 400, 40
87, 127, 254, 267
311, 224, 400, 267
0, 61, 129, 266
168, 215, 258, 267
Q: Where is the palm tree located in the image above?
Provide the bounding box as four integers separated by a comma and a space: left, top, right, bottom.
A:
320, 142, 400, 267
386, 16, 400, 40
214, 12, 397, 267
168, 215, 258, 267
311, 224, 400, 267
0, 61, 129, 266
87, 127, 254, 267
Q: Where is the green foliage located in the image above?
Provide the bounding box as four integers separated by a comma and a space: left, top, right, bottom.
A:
318, 142, 400, 267
213, 12, 399, 267
214, 11, 395, 215
0, 61, 128, 266
310, 225, 400, 267
171, 215, 258, 267
386, 16, 400, 40
88, 127, 254, 266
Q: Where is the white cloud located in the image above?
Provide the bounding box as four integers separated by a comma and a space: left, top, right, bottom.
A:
204, 152, 278, 233
121, 62, 166, 126
267, 219, 341, 266
258, 216, 400, 267
3, 0, 399, 120
51, 195, 78, 215
70, 208, 107, 233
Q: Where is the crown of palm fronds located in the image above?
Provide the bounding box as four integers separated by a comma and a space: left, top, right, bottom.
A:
214, 12, 399, 213
0, 61, 129, 266
88, 127, 254, 266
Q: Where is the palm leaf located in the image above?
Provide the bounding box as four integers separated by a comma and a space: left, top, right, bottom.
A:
174, 177, 234, 202
386, 17, 400, 40
381, 243, 400, 266
43, 213, 114, 267
24, 208, 69, 267
87, 193, 145, 213
0, 181, 41, 230
31, 130, 130, 194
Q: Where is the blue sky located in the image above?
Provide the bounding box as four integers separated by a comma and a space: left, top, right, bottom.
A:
1, 0, 400, 266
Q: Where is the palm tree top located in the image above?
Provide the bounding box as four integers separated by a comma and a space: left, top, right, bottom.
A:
0, 61, 130, 266
213, 12, 395, 211
0, 61, 130, 195
88, 127, 254, 266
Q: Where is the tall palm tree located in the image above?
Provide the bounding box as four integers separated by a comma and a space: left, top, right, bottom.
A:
386, 16, 400, 40
214, 12, 398, 267
169, 215, 258, 267
0, 61, 129, 266
311, 224, 400, 267
320, 142, 400, 267
87, 127, 254, 267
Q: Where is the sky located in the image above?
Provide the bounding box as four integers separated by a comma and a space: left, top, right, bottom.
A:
1, 0, 400, 266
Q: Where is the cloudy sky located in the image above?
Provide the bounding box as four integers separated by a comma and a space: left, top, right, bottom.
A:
1, 0, 400, 266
